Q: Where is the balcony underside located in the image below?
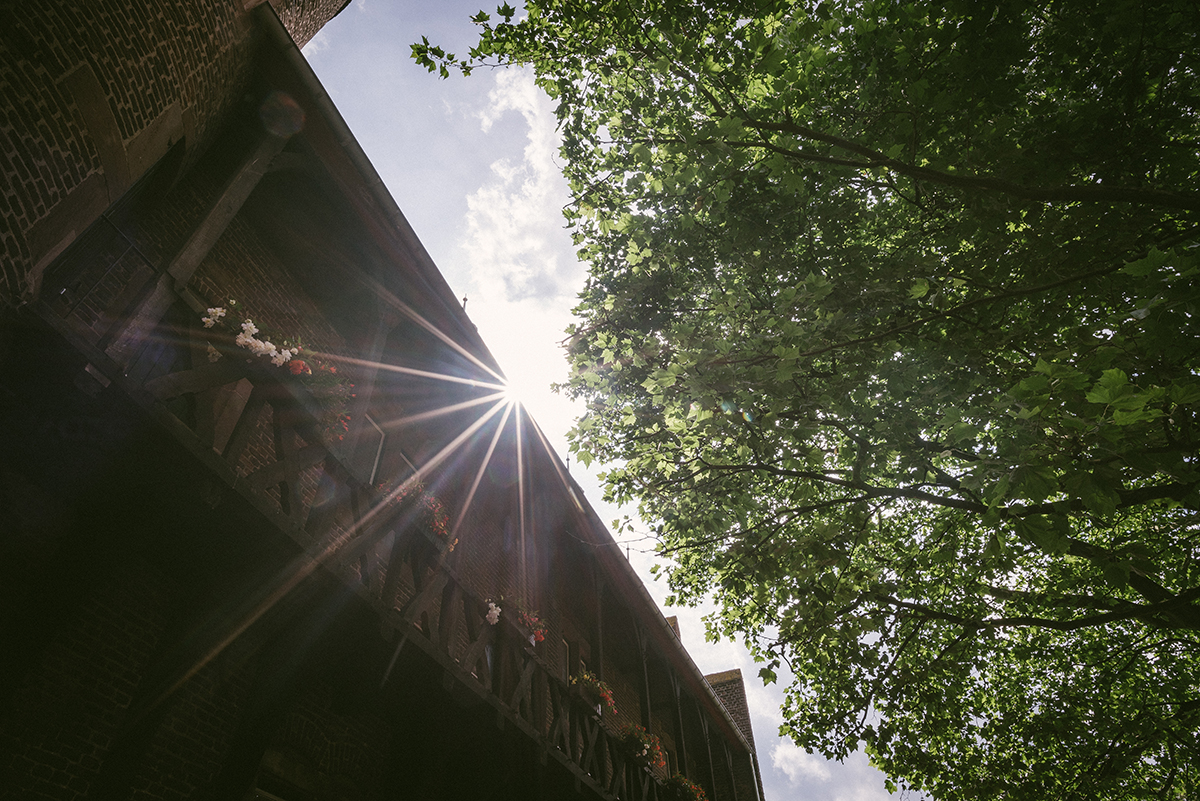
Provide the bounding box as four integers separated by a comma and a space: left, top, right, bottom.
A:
0, 305, 662, 801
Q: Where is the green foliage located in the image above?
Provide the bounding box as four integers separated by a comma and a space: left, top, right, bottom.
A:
419, 2, 1200, 798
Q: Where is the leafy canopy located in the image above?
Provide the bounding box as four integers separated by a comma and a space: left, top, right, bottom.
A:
417, 1, 1200, 799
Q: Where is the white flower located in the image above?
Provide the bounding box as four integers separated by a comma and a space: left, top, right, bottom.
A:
235, 332, 254, 348
486, 602, 501, 625
270, 349, 292, 366
201, 317, 215, 328
241, 320, 258, 336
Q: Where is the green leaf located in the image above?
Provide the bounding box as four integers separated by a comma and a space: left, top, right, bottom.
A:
1014, 515, 1070, 555
1085, 369, 1130, 405
433, 1, 1200, 795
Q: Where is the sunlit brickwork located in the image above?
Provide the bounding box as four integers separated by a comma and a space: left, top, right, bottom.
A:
0, 0, 257, 306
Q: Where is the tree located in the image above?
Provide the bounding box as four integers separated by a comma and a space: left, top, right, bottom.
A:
416, 1, 1200, 798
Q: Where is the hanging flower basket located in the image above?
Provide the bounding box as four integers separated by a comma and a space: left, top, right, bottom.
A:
375, 479, 451, 543
618, 724, 666, 770
198, 300, 354, 440
662, 773, 708, 801
570, 670, 617, 716
517, 609, 548, 645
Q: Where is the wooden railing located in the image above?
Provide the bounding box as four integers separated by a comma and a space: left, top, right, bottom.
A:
364, 521, 662, 801
38, 296, 664, 801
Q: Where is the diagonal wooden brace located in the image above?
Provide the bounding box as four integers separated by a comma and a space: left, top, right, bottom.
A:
107, 132, 289, 369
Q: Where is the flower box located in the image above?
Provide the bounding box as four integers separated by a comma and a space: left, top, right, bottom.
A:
618, 724, 665, 770
570, 671, 617, 716
662, 773, 708, 801
517, 609, 548, 646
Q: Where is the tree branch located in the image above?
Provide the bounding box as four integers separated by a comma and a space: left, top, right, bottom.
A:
742, 118, 1200, 211
876, 586, 1200, 632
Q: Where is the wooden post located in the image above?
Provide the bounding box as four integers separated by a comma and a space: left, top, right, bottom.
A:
725, 741, 740, 801
670, 670, 689, 776
636, 622, 653, 731
698, 701, 718, 798
594, 570, 605, 684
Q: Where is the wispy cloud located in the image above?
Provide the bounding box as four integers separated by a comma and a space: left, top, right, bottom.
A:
461, 69, 577, 304
302, 28, 331, 55
772, 742, 898, 801
773, 740, 833, 783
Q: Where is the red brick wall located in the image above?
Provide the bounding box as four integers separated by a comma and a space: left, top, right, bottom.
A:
707, 670, 765, 801
0, 557, 171, 800
707, 670, 756, 753
186, 195, 353, 485
96, 139, 355, 486
125, 661, 255, 800
189, 213, 350, 376
267, 682, 392, 801
0, 0, 351, 309
268, 0, 352, 48
602, 652, 643, 733
452, 501, 525, 614
0, 0, 258, 306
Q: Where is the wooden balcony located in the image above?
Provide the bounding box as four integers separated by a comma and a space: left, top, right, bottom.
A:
33, 277, 666, 800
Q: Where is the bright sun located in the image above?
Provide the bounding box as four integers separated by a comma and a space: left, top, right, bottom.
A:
501, 377, 527, 406
499, 366, 549, 414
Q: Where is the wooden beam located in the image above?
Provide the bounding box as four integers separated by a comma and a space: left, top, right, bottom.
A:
698, 704, 718, 800
221, 384, 269, 468
670, 670, 689, 777
725, 741, 740, 801
244, 441, 326, 491
143, 358, 247, 400
635, 621, 653, 731
107, 131, 289, 369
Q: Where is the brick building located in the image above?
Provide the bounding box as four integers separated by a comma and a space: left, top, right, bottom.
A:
0, 2, 767, 799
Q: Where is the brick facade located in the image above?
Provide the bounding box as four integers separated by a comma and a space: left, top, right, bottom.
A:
266, 0, 353, 49
707, 670, 767, 801
1, 558, 170, 800
0, 3, 767, 799
0, 0, 262, 307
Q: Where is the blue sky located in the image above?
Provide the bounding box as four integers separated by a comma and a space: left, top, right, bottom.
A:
302, 4, 896, 799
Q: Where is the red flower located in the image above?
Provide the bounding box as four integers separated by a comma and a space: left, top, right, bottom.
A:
288, 359, 311, 375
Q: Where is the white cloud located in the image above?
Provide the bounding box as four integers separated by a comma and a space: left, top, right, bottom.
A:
461, 69, 576, 304
302, 28, 331, 55
774, 740, 833, 783
771, 743, 899, 801
441, 67, 585, 458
